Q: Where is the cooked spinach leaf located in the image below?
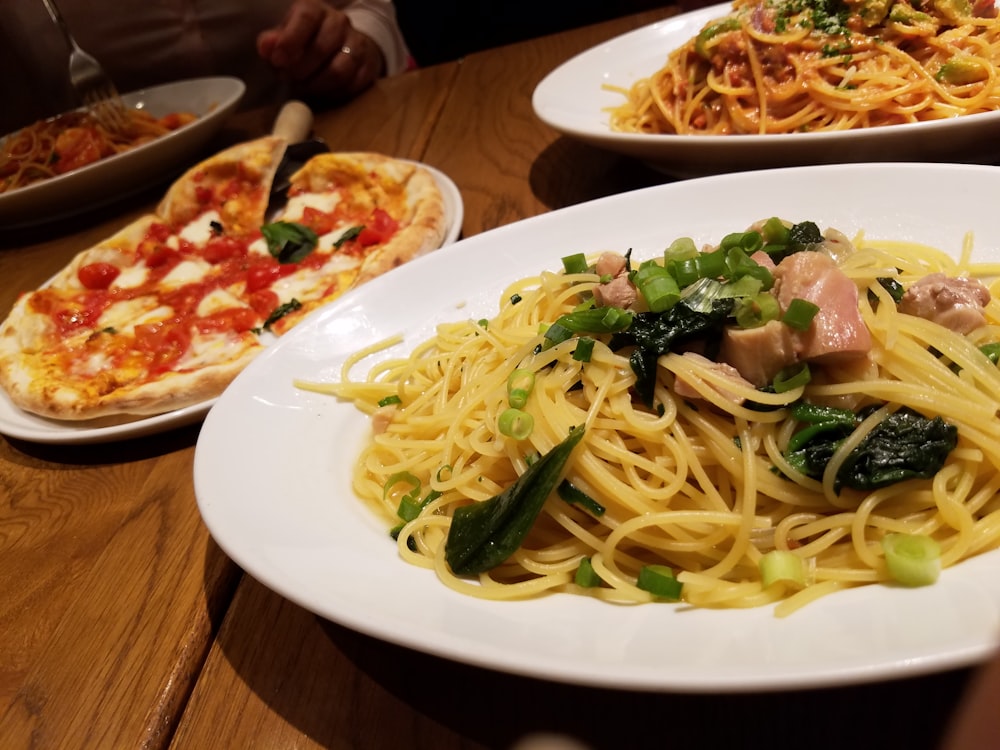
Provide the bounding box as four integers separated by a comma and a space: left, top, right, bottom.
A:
785, 406, 958, 492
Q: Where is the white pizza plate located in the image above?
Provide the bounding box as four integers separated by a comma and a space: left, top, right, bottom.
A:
0, 76, 245, 228
195, 162, 1000, 693
0, 164, 463, 445
532, 4, 1000, 177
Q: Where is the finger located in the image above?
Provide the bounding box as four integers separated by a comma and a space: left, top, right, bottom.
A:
266, 0, 328, 69
284, 8, 350, 81
297, 28, 381, 100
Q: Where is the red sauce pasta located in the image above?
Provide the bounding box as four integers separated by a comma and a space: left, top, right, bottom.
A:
607, 0, 1000, 135
0, 108, 196, 193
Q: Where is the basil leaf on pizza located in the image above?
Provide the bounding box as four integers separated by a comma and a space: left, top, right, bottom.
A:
261, 221, 319, 264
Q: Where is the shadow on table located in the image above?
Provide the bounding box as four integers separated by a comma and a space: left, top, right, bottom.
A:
1, 420, 203, 467
211, 579, 973, 750
528, 136, 671, 213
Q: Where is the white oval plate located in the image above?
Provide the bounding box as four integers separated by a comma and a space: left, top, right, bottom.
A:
532, 4, 1000, 177
195, 162, 1000, 693
0, 163, 463, 445
0, 76, 245, 228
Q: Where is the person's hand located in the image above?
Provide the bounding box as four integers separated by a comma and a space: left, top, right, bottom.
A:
257, 0, 385, 102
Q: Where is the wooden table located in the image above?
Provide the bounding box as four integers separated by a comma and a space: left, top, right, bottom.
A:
0, 9, 984, 749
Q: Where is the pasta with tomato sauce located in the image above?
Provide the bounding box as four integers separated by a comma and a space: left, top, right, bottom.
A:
606, 0, 1000, 135
301, 219, 1000, 616
0, 108, 196, 193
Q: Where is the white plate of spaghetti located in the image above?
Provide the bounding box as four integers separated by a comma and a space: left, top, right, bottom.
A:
532, 2, 1000, 177
195, 162, 1000, 692
0, 76, 244, 228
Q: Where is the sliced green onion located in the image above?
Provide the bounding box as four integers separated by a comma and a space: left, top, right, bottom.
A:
507, 368, 536, 409
882, 533, 941, 586
668, 256, 701, 287
557, 479, 606, 516
772, 363, 811, 393
636, 564, 683, 600
724, 247, 773, 287
397, 495, 423, 522
664, 236, 698, 262
575, 557, 603, 588
679, 277, 725, 313
759, 550, 806, 589
634, 261, 681, 312
717, 275, 763, 299
761, 217, 790, 244
720, 230, 764, 254
377, 394, 402, 407
561, 252, 588, 274
383, 471, 421, 503
543, 307, 633, 348
734, 292, 780, 328
696, 247, 727, 279
498, 407, 534, 440
782, 298, 820, 331
572, 337, 595, 362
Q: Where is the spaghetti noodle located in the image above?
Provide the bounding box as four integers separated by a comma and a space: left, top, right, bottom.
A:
607, 0, 1000, 135
302, 220, 1000, 615
0, 108, 196, 193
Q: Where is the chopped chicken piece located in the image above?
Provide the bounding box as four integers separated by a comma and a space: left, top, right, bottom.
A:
371, 404, 397, 434
673, 352, 756, 403
719, 319, 798, 387
899, 272, 991, 335
773, 251, 871, 362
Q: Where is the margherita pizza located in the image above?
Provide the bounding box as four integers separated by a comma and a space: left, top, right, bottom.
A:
0, 134, 447, 421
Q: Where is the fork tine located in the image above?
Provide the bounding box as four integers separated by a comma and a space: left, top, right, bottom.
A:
88, 96, 131, 135
42, 0, 130, 136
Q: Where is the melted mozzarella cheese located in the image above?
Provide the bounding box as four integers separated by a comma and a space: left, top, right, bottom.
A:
97, 297, 163, 331
270, 254, 361, 303
161, 259, 211, 287
179, 210, 222, 245
110, 264, 149, 290
79, 351, 111, 376
248, 237, 269, 257
284, 192, 340, 221
176, 331, 252, 370
15, 310, 53, 352
196, 288, 247, 317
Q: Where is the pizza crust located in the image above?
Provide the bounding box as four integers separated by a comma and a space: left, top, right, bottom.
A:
0, 339, 262, 420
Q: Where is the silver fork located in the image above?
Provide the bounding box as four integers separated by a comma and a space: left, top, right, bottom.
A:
40, 0, 130, 135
